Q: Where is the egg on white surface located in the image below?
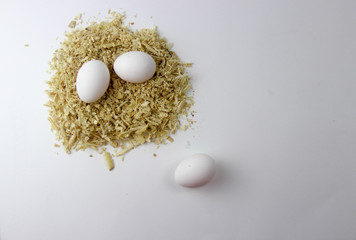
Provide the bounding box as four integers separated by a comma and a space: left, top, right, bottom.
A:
174, 153, 216, 188
113, 51, 156, 83
76, 60, 110, 103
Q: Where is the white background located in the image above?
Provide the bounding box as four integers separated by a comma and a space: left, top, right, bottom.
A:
1, 0, 356, 239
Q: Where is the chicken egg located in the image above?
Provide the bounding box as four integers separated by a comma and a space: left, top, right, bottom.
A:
174, 153, 216, 188
113, 51, 156, 83
76, 60, 110, 103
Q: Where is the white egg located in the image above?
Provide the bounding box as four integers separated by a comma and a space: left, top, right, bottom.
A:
174, 153, 216, 188
76, 60, 110, 103
113, 51, 156, 83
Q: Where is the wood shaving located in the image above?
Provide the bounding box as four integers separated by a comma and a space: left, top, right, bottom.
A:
103, 151, 114, 170
167, 136, 174, 143
68, 20, 76, 29
46, 11, 194, 162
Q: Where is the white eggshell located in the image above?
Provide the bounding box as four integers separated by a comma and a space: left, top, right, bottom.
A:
76, 60, 110, 103
174, 153, 216, 188
113, 51, 156, 83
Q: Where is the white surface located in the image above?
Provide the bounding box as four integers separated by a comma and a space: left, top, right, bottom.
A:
1, 0, 356, 240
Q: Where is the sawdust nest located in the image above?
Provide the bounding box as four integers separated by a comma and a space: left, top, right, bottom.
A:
45, 11, 194, 163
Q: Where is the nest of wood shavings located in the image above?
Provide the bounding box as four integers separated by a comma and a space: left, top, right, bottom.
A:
45, 11, 194, 162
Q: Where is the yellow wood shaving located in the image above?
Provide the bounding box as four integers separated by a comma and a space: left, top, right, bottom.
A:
103, 152, 114, 170
68, 21, 76, 28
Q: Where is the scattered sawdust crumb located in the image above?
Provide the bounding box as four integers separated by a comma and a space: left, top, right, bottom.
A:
68, 20, 76, 28
167, 136, 174, 143
54, 144, 60, 147
89, 154, 93, 157
179, 125, 189, 131
153, 153, 157, 157
24, 44, 29, 47
99, 148, 106, 154
74, 13, 82, 21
